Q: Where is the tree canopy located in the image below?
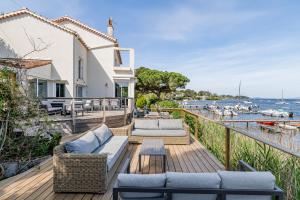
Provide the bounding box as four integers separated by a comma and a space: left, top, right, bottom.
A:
135, 67, 189, 98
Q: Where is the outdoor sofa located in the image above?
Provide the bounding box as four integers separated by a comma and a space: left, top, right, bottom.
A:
53, 124, 128, 193
127, 119, 190, 145
113, 160, 283, 200
40, 100, 62, 115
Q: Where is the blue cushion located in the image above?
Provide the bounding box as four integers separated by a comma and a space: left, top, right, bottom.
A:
166, 172, 221, 200
117, 173, 166, 199
134, 119, 159, 129
159, 119, 183, 130
218, 171, 275, 200
94, 136, 128, 171
65, 131, 100, 154
93, 124, 113, 145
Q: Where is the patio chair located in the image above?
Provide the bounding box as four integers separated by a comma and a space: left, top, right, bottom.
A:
102, 99, 110, 110
93, 99, 101, 110
83, 100, 92, 112
110, 99, 120, 110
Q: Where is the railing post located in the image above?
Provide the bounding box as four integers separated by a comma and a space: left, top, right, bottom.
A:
71, 98, 76, 133
103, 98, 106, 123
194, 116, 199, 139
225, 127, 231, 170
124, 98, 127, 126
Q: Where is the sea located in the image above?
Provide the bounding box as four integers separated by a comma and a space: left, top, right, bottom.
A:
182, 99, 300, 155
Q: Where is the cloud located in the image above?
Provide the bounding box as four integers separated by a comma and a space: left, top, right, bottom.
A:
140, 2, 266, 41
180, 40, 300, 98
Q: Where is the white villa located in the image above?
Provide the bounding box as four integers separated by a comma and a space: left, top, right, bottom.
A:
0, 8, 135, 99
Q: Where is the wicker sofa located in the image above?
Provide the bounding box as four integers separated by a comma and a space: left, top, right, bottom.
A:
127, 119, 190, 145
53, 124, 128, 193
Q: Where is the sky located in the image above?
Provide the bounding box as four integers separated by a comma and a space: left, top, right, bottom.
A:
0, 0, 300, 98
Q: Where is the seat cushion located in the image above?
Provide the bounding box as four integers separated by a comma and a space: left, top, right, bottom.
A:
41, 100, 52, 108
117, 173, 166, 199
65, 131, 100, 154
93, 124, 113, 145
159, 119, 183, 130
218, 171, 275, 200
166, 172, 221, 200
132, 129, 186, 137
134, 119, 159, 129
94, 136, 128, 171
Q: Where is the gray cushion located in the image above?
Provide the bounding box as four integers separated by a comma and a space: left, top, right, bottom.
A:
134, 119, 159, 130
94, 136, 128, 171
65, 131, 100, 154
166, 172, 221, 200
159, 119, 183, 130
218, 171, 275, 200
132, 129, 186, 137
93, 124, 113, 145
117, 173, 166, 199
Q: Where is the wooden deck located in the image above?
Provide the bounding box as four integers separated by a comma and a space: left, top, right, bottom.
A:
0, 138, 224, 200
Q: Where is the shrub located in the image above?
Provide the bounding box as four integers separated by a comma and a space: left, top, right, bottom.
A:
171, 111, 181, 119
136, 96, 147, 109
157, 100, 179, 108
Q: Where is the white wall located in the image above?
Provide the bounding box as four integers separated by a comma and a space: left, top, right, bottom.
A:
0, 14, 75, 97
73, 37, 88, 96
87, 47, 115, 97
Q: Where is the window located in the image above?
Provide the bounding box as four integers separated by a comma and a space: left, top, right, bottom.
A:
76, 86, 83, 97
56, 83, 65, 97
29, 79, 47, 98
78, 58, 83, 79
115, 82, 128, 98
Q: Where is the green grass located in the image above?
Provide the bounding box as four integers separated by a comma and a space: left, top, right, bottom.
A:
182, 112, 300, 200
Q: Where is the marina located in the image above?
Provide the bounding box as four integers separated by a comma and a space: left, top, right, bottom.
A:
181, 99, 300, 154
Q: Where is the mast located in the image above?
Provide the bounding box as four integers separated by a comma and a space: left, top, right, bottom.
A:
281, 89, 284, 102
238, 80, 241, 103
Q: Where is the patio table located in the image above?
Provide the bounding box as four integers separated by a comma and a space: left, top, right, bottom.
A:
139, 139, 166, 172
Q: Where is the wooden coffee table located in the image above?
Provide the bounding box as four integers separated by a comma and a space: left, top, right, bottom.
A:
139, 139, 166, 172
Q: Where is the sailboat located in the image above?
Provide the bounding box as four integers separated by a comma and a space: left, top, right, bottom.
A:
275, 89, 289, 105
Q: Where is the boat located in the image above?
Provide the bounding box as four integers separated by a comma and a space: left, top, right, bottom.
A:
257, 121, 276, 126
243, 101, 252, 104
295, 101, 300, 104
278, 123, 298, 131
275, 89, 289, 105
259, 109, 291, 118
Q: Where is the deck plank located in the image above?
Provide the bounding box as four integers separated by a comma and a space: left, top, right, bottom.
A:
0, 138, 223, 200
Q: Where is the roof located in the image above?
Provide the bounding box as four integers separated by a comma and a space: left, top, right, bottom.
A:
53, 16, 117, 43
0, 8, 88, 48
0, 58, 52, 69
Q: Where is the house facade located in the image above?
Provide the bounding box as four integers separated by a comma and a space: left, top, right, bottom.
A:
0, 8, 135, 99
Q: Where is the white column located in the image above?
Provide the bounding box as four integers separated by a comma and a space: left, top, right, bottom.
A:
36, 78, 39, 97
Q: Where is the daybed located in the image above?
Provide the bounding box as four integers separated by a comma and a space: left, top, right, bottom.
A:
128, 119, 190, 145
53, 124, 128, 193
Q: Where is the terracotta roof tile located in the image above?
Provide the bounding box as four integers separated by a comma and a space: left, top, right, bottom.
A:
0, 58, 52, 69
0, 8, 89, 49
53, 16, 117, 43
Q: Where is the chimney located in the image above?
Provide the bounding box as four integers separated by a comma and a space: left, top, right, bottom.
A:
107, 17, 114, 37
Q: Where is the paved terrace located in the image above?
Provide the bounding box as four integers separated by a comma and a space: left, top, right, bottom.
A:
0, 136, 224, 200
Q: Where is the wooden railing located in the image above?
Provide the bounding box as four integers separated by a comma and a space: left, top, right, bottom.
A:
160, 108, 300, 170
